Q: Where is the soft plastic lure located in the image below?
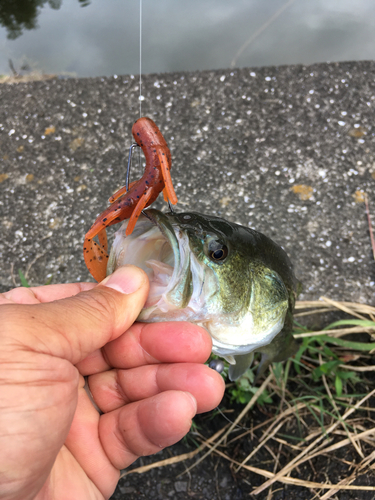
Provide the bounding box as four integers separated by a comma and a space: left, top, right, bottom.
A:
83, 117, 177, 282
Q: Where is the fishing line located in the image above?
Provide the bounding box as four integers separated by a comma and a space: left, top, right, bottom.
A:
135, 0, 250, 436
136, 0, 143, 174
213, 405, 251, 431
230, 0, 297, 68
125, 0, 142, 190
139, 0, 142, 117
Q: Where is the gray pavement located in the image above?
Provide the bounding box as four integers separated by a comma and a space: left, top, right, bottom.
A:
1, 60, 374, 302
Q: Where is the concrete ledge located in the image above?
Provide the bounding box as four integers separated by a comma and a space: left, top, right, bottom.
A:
1, 61, 374, 302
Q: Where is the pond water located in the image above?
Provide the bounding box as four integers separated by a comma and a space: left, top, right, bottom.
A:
1, 0, 375, 78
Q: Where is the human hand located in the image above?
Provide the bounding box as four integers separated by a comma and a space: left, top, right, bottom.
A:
0, 266, 224, 500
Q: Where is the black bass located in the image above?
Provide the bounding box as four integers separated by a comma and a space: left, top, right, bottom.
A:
107, 209, 300, 380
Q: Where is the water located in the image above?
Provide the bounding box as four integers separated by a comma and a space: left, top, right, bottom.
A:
1, 0, 375, 78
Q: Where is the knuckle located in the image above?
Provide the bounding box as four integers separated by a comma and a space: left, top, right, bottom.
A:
77, 288, 119, 324
1, 287, 36, 304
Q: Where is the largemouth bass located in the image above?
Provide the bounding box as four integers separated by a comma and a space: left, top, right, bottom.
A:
107, 209, 300, 380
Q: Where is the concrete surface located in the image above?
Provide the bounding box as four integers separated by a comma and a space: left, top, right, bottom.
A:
1, 60, 374, 302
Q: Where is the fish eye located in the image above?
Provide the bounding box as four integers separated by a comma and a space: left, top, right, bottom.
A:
208, 241, 228, 262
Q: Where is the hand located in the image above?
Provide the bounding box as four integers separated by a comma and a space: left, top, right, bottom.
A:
0, 266, 224, 500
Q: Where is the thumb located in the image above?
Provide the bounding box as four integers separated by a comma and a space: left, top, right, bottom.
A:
3, 266, 149, 364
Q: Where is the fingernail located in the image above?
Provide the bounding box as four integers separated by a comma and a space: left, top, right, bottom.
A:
101, 265, 145, 294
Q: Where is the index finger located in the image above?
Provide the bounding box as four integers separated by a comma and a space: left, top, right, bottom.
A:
0, 282, 96, 305
77, 321, 213, 375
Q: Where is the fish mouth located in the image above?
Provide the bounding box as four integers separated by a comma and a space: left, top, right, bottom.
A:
107, 209, 218, 322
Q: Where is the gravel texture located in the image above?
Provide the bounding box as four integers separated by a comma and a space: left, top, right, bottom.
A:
1, 61, 375, 498
1, 61, 374, 301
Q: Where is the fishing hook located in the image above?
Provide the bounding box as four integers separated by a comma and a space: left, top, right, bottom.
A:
126, 143, 139, 191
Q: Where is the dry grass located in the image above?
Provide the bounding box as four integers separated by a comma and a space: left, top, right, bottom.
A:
123, 298, 375, 498
0, 72, 57, 84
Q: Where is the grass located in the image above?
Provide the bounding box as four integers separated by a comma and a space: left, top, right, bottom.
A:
18, 269, 30, 287
122, 297, 375, 498
13, 266, 53, 288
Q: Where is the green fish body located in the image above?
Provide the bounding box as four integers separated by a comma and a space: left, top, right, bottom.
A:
107, 209, 300, 380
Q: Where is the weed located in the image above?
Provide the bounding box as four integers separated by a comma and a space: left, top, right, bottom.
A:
229, 365, 273, 405
17, 268, 53, 287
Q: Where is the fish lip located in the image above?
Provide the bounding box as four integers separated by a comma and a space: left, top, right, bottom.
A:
108, 208, 203, 318
138, 209, 220, 320
138, 208, 196, 314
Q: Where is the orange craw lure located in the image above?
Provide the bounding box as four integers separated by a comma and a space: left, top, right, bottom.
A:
83, 117, 178, 282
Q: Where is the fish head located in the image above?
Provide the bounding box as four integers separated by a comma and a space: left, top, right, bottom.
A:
107, 209, 299, 379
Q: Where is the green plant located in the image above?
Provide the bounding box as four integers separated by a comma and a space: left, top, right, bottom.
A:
18, 269, 30, 287
229, 366, 273, 405
17, 269, 53, 287
293, 317, 375, 398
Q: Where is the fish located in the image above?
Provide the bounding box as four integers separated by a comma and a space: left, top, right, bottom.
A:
107, 209, 300, 380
